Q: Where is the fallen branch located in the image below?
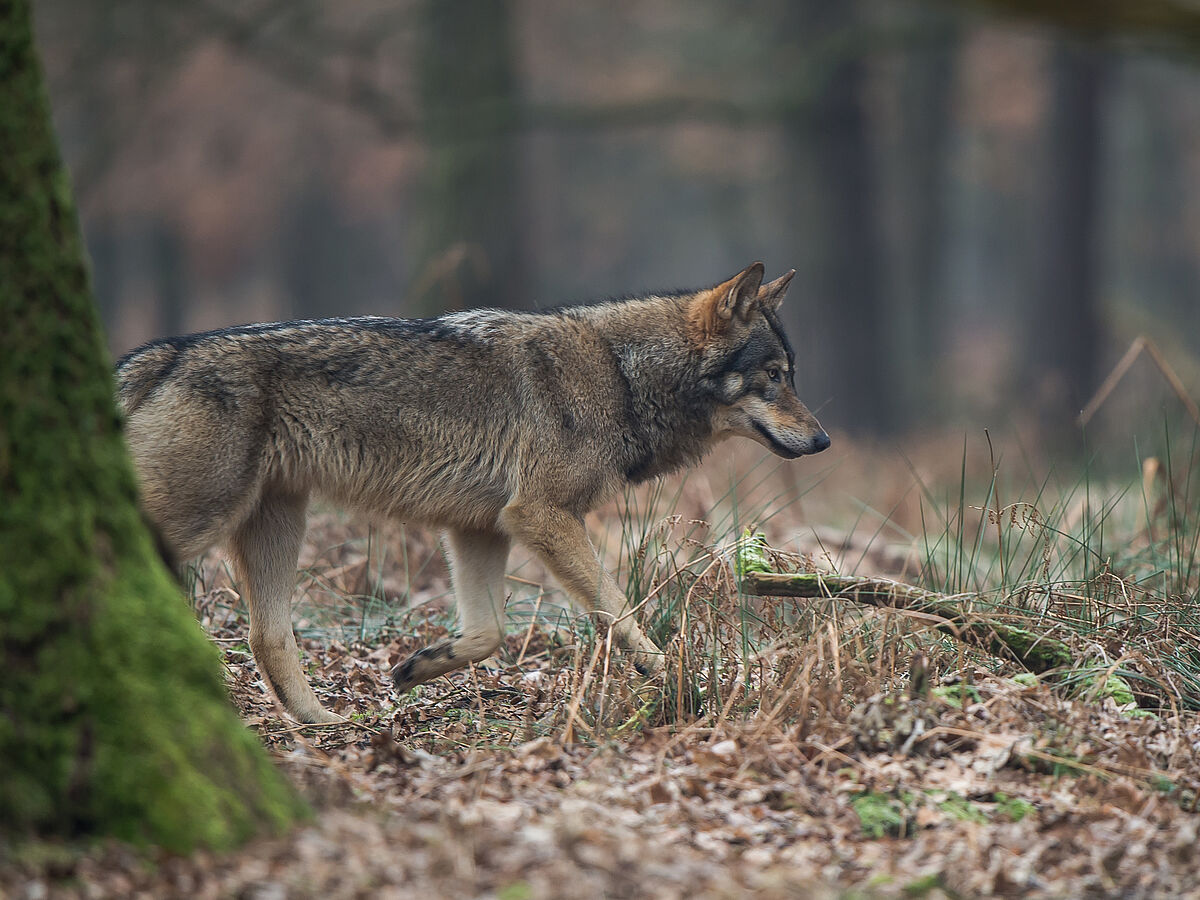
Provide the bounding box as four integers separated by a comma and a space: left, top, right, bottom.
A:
1079, 335, 1200, 429
741, 571, 1073, 674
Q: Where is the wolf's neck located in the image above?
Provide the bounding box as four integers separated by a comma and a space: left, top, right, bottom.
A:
605, 330, 715, 485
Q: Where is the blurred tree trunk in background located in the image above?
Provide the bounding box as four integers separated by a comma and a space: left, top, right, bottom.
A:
1028, 39, 1108, 429
283, 180, 343, 321
0, 0, 302, 851
1111, 59, 1200, 354
414, 0, 528, 313
149, 219, 186, 337
84, 218, 119, 330
779, 0, 895, 433
892, 15, 958, 423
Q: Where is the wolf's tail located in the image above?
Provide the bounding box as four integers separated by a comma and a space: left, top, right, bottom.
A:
115, 342, 180, 415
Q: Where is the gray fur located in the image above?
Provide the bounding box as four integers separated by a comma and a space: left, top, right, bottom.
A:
117, 263, 828, 723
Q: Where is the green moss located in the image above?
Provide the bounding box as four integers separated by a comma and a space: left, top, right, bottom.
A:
1089, 672, 1134, 704
980, 624, 1072, 671
733, 529, 772, 579
936, 793, 988, 824
850, 791, 908, 839
496, 881, 534, 900
742, 570, 1074, 673
1020, 746, 1090, 779
1150, 774, 1176, 794
902, 873, 945, 897
992, 793, 1034, 822
931, 683, 982, 709
0, 0, 304, 852
1071, 671, 1157, 718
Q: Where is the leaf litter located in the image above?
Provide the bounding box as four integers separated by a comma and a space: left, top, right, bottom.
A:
4, 509, 1200, 900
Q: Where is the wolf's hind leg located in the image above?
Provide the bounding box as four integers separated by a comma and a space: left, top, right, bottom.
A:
501, 502, 663, 675
392, 528, 510, 693
229, 491, 338, 724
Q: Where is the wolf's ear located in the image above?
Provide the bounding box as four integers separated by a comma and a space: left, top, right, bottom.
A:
758, 269, 795, 313
722, 262, 765, 322
693, 261, 764, 335
689, 262, 765, 343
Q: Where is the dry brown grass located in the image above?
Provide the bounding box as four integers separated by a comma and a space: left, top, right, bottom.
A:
6, 433, 1200, 897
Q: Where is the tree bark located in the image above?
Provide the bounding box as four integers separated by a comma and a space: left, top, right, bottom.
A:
0, 0, 303, 851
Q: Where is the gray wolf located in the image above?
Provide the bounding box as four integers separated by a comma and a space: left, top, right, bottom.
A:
116, 263, 829, 723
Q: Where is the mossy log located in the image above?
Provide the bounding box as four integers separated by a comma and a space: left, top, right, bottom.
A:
0, 0, 304, 851
742, 572, 1073, 674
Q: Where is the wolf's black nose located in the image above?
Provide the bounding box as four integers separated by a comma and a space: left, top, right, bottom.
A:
813, 431, 831, 453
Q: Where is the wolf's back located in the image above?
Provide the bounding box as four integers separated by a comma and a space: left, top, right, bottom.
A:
115, 341, 183, 415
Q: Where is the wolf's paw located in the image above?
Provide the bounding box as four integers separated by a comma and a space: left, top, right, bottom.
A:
288, 703, 342, 725
391, 641, 456, 693
391, 660, 421, 694
630, 648, 665, 679
308, 707, 344, 725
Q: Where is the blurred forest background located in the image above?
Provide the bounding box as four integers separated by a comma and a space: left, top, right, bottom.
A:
32, 0, 1200, 451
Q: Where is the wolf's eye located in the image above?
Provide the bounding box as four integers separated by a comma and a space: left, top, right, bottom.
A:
767, 367, 782, 383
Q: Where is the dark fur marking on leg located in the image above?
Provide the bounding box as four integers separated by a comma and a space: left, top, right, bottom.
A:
419, 640, 456, 662
391, 657, 418, 689
391, 657, 420, 691
264, 669, 294, 710
392, 639, 459, 691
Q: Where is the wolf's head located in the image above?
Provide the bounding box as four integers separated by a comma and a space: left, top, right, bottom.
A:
690, 262, 830, 459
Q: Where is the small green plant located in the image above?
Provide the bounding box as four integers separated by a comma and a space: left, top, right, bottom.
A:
936, 793, 988, 824
992, 793, 1034, 822
496, 882, 533, 900
1023, 745, 1090, 779
902, 872, 946, 897
733, 528, 772, 578
851, 791, 909, 838
1150, 775, 1177, 795
932, 683, 982, 708
907, 426, 1200, 711
592, 459, 828, 731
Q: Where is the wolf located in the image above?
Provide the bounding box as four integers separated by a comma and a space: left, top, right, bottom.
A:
116, 262, 829, 723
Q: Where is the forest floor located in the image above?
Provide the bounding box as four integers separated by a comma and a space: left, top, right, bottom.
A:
5, 439, 1200, 899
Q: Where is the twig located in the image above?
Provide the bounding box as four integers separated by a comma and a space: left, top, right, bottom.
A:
1080, 335, 1200, 428
515, 591, 545, 668
264, 717, 381, 738
742, 571, 1074, 674
561, 637, 604, 743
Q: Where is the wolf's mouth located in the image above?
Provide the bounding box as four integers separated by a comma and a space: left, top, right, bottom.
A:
751, 421, 804, 459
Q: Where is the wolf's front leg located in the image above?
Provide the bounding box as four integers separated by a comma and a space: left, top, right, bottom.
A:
392, 528, 511, 693
500, 502, 663, 674
229, 492, 340, 724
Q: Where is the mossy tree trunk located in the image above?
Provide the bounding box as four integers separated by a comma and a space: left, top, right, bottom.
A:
0, 0, 304, 852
